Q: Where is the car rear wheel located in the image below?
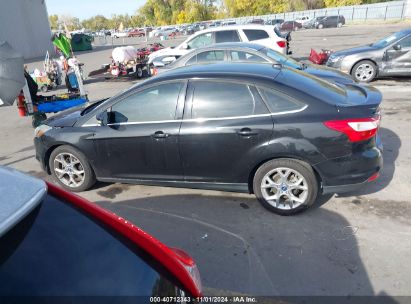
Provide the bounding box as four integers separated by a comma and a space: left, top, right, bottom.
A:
351, 60, 377, 82
136, 67, 143, 78
318, 24, 323, 29
253, 159, 318, 215
49, 145, 96, 192
337, 22, 343, 28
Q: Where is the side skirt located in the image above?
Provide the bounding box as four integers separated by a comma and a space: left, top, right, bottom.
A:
97, 177, 250, 193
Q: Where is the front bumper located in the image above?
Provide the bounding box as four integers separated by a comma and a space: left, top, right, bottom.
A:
34, 137, 48, 172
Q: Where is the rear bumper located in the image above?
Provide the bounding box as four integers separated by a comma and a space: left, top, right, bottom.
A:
315, 144, 383, 194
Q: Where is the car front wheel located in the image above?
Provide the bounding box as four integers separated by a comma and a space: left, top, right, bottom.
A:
351, 60, 377, 82
49, 145, 96, 192
253, 158, 318, 215
318, 24, 323, 29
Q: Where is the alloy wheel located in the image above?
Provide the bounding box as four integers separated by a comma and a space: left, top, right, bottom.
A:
355, 63, 375, 81
53, 152, 85, 188
260, 167, 308, 210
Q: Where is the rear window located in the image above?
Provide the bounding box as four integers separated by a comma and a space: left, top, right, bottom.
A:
215, 30, 240, 43
243, 29, 269, 41
0, 195, 178, 296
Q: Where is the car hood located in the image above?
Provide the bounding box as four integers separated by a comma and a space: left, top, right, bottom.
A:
332, 45, 378, 57
149, 47, 177, 59
304, 64, 354, 84
44, 106, 84, 127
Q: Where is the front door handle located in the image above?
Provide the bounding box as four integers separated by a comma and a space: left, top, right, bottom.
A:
237, 128, 258, 137
152, 131, 170, 139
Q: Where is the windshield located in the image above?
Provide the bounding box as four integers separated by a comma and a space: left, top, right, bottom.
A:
372, 32, 407, 48
263, 47, 301, 69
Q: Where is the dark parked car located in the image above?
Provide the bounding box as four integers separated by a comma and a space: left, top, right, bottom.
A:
153, 42, 355, 84
327, 29, 411, 82
34, 63, 382, 215
265, 19, 284, 25
247, 19, 265, 25
315, 15, 345, 29
281, 21, 302, 31
305, 16, 325, 29
0, 166, 202, 297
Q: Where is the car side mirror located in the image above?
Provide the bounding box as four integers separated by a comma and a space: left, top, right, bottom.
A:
96, 111, 109, 125
393, 44, 401, 51
181, 42, 189, 50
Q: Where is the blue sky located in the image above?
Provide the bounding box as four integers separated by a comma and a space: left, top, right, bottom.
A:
45, 0, 146, 20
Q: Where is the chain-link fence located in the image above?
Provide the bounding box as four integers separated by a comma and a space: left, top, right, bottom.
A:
223, 0, 407, 24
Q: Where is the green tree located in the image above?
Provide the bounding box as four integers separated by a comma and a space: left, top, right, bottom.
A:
49, 14, 59, 30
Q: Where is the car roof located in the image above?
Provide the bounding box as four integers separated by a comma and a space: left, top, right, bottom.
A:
0, 166, 47, 237
399, 28, 411, 35
155, 62, 282, 81
192, 24, 276, 35
194, 42, 265, 51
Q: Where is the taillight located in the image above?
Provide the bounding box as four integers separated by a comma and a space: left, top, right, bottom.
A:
367, 172, 380, 182
276, 40, 286, 48
171, 248, 202, 296
324, 117, 380, 142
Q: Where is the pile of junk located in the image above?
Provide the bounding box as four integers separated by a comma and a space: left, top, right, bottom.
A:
0, 33, 89, 128
89, 43, 164, 79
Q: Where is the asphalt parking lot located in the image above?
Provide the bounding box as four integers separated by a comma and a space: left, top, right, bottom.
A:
1, 23, 411, 297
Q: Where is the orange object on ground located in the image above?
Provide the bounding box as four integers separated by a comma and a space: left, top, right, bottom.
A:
17, 91, 26, 116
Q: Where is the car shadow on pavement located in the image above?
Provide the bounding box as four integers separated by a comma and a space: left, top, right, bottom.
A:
337, 127, 400, 198
95, 193, 396, 300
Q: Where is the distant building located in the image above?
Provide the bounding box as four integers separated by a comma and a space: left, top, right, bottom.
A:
0, 0, 54, 59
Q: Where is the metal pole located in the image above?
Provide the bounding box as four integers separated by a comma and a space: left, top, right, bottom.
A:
384, 5, 388, 21
401, 2, 405, 19
352, 7, 355, 20
365, 7, 368, 21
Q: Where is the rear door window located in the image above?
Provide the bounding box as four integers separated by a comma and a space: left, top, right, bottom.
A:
215, 30, 240, 43
257, 86, 306, 113
243, 29, 269, 41
190, 81, 268, 119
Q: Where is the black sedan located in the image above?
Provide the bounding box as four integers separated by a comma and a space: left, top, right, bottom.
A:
153, 42, 355, 84
34, 63, 382, 215
0, 166, 202, 297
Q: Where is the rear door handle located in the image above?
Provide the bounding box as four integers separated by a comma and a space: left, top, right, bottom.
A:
152, 131, 170, 139
237, 128, 258, 137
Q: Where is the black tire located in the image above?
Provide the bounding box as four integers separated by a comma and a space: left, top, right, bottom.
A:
49, 145, 96, 192
41, 85, 48, 92
253, 158, 318, 215
318, 23, 323, 29
351, 60, 377, 83
136, 67, 143, 79
32, 113, 47, 128
337, 22, 343, 28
